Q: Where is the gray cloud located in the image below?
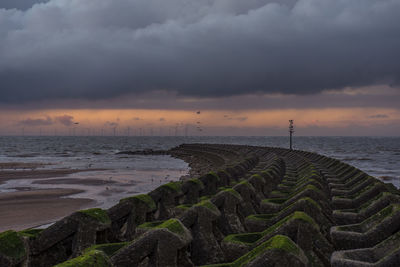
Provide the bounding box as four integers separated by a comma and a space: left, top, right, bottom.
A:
368, 114, 389, 119
55, 114, 74, 126
0, 0, 48, 10
1, 85, 399, 111
18, 116, 53, 126
224, 115, 248, 122
0, 0, 399, 103
105, 121, 119, 128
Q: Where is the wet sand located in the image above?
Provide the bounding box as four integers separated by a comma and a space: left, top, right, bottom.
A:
0, 168, 106, 184
0, 157, 188, 232
0, 162, 50, 170
0, 188, 94, 231
33, 178, 118, 186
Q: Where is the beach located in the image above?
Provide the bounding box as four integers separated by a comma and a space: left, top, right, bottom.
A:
0, 153, 189, 231
0, 188, 93, 232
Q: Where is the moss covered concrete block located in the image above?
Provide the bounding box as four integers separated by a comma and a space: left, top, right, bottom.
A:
79, 208, 111, 225
0, 230, 26, 266
54, 249, 112, 267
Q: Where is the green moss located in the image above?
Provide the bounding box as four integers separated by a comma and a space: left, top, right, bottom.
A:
187, 178, 203, 187
294, 179, 323, 189
261, 211, 318, 237
358, 192, 389, 211
218, 186, 231, 191
156, 219, 185, 235
222, 188, 241, 199
292, 184, 323, 196
384, 183, 400, 195
260, 171, 272, 179
274, 197, 321, 216
359, 204, 400, 230
250, 174, 264, 181
0, 230, 26, 261
84, 242, 129, 257
120, 194, 156, 210
290, 211, 318, 227
19, 228, 43, 238
224, 233, 262, 245
230, 181, 239, 186
138, 219, 186, 236
377, 204, 396, 217
262, 198, 287, 204
232, 235, 300, 266
79, 208, 111, 224
161, 181, 182, 192
346, 182, 377, 199
194, 200, 218, 212
138, 221, 164, 229
334, 181, 379, 201
200, 195, 211, 201
246, 214, 276, 221
300, 197, 321, 210
54, 249, 110, 267
237, 180, 251, 187
176, 204, 193, 210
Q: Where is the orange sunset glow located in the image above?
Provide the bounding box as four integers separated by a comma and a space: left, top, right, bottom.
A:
1, 107, 399, 136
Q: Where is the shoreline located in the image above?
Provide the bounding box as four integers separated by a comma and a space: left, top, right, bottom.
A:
0, 168, 107, 185
0, 156, 190, 231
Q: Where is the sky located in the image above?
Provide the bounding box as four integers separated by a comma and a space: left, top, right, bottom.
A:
0, 0, 399, 136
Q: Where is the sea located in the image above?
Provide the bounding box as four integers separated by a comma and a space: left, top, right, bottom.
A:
0, 136, 399, 209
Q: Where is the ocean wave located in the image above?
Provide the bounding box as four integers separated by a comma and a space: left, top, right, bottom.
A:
11, 153, 41, 158
341, 157, 372, 161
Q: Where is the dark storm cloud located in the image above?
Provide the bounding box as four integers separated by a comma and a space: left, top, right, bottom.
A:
0, 0, 399, 103
0, 0, 48, 10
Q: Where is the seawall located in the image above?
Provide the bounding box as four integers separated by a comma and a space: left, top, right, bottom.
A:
1, 143, 400, 266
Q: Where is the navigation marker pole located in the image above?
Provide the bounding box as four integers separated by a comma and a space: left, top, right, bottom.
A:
289, 120, 294, 150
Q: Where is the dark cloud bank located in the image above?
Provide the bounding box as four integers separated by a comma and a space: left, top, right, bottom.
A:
0, 0, 399, 103
18, 114, 74, 126
0, 0, 48, 10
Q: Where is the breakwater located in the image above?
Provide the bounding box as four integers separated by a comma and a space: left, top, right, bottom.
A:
1, 143, 399, 266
